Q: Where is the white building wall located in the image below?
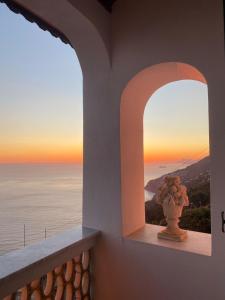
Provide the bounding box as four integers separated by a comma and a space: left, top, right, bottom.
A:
94, 1, 225, 299
8, 0, 225, 299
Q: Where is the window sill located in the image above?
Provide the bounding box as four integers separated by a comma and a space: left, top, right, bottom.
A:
126, 224, 211, 256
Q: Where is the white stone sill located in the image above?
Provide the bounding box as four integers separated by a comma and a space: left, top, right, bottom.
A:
126, 224, 212, 256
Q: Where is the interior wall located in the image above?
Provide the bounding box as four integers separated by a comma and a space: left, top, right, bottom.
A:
110, 0, 225, 245
94, 0, 225, 299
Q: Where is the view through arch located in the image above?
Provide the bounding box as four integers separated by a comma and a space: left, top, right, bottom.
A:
120, 62, 209, 236
144, 80, 210, 234
0, 3, 83, 254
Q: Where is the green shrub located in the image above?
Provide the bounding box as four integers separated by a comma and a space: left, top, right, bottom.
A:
179, 207, 211, 233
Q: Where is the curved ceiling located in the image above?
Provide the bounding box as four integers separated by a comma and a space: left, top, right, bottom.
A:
97, 0, 116, 12
0, 0, 117, 48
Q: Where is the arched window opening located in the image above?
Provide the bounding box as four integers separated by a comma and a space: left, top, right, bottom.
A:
0, 4, 83, 254
120, 62, 209, 237
144, 80, 210, 234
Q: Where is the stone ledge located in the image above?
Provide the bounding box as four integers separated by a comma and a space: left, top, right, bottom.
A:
0, 226, 100, 298
126, 224, 211, 256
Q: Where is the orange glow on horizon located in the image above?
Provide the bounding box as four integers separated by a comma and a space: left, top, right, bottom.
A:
144, 149, 209, 163
0, 146, 209, 164
0, 145, 83, 164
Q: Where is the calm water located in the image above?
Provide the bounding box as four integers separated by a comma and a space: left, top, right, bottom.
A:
0, 162, 190, 255
0, 164, 82, 255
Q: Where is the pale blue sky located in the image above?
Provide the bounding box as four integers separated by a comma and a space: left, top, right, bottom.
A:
0, 3, 209, 163
0, 4, 83, 162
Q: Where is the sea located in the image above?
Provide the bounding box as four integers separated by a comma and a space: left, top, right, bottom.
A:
0, 162, 190, 255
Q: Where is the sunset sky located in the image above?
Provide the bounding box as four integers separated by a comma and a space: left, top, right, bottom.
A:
0, 4, 82, 163
144, 80, 209, 163
0, 4, 209, 164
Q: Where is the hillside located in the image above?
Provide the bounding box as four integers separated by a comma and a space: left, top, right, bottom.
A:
145, 156, 210, 193
145, 156, 211, 233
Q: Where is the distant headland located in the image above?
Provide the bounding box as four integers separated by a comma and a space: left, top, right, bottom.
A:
145, 156, 211, 233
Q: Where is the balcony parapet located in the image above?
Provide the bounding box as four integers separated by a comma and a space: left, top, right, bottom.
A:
0, 226, 100, 299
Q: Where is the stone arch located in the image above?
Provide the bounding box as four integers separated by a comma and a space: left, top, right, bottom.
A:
1, 0, 111, 76
0, 0, 113, 231
120, 62, 207, 236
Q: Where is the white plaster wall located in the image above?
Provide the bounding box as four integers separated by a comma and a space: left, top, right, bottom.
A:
110, 0, 225, 245
67, 0, 111, 56
94, 1, 225, 299
7, 0, 225, 299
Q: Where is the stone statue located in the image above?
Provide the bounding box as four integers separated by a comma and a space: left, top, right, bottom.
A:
155, 176, 189, 241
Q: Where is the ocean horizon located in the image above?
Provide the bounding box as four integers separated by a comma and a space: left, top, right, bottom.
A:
0, 161, 192, 255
